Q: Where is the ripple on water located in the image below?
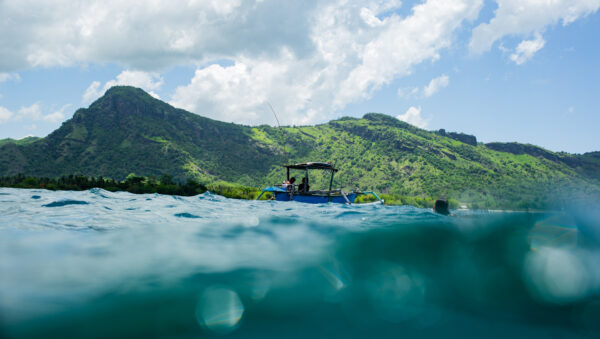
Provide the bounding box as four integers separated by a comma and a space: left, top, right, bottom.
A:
174, 212, 201, 218
42, 200, 89, 207
2, 187, 599, 338
334, 210, 366, 219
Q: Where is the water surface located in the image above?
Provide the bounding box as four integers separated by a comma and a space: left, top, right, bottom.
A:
1, 188, 599, 338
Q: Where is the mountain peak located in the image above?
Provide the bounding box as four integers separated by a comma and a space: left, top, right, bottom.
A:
90, 86, 162, 107
104, 85, 153, 98
84, 86, 172, 119
362, 112, 414, 130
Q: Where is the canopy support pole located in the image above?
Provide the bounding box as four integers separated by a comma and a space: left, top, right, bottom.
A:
328, 170, 334, 202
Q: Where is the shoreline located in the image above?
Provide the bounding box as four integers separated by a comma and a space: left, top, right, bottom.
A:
1, 185, 559, 212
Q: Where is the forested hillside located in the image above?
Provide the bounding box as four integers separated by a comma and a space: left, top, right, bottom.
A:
1, 86, 598, 209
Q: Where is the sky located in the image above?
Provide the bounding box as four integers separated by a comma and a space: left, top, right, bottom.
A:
0, 0, 599, 154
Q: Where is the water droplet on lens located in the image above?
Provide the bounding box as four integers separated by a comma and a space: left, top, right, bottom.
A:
524, 247, 591, 303
249, 273, 271, 301
319, 259, 349, 291
195, 286, 244, 334
366, 263, 426, 322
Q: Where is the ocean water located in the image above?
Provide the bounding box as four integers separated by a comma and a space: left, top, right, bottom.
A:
1, 187, 599, 338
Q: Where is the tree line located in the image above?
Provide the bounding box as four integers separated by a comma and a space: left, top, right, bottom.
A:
0, 173, 207, 196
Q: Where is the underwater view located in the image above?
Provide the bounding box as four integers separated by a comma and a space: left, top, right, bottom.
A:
1, 187, 599, 338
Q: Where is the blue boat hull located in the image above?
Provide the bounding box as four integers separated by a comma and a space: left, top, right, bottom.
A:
274, 192, 357, 204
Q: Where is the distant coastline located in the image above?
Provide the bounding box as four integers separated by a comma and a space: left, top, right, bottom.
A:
0, 173, 469, 210
2, 87, 598, 212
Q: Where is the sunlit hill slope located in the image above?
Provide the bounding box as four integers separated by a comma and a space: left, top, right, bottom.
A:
1, 86, 598, 208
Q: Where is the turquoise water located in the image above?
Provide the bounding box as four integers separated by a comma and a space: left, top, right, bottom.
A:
1, 187, 599, 338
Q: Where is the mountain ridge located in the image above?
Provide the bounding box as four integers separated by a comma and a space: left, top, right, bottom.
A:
1, 86, 598, 208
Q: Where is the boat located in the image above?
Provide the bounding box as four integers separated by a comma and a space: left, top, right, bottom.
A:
256, 162, 383, 204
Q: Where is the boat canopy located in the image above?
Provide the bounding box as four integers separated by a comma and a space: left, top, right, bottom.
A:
255, 161, 384, 204
283, 162, 338, 172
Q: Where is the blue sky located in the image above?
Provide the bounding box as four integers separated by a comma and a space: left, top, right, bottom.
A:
0, 0, 599, 153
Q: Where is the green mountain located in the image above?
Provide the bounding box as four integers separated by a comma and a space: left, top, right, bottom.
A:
1, 86, 598, 208
0, 87, 283, 185
0, 136, 41, 147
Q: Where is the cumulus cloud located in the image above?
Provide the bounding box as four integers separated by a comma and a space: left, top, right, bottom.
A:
16, 104, 43, 121
397, 74, 449, 99
0, 72, 21, 83
423, 74, 450, 97
43, 104, 71, 122
171, 0, 483, 125
510, 34, 545, 65
82, 81, 102, 104
0, 0, 486, 125
9, 103, 70, 123
470, 0, 600, 57
0, 106, 13, 124
396, 106, 430, 129
2, 0, 599, 126
83, 70, 163, 104
334, 0, 481, 108
0, 0, 316, 72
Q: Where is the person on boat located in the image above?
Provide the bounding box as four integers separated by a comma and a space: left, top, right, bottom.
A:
282, 177, 296, 192
298, 177, 310, 193
433, 198, 450, 215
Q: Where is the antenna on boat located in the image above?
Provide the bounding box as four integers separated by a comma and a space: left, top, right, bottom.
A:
267, 102, 289, 164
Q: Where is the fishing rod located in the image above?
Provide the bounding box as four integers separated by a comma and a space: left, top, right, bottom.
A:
267, 102, 289, 164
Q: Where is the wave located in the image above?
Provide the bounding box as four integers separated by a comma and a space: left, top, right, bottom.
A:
1, 187, 599, 338
42, 199, 89, 207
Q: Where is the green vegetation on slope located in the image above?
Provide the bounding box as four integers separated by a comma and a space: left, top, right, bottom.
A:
254, 114, 599, 209
0, 86, 598, 209
0, 136, 41, 147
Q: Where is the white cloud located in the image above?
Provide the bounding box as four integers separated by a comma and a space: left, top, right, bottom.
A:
397, 74, 449, 99
423, 74, 450, 97
334, 0, 482, 108
83, 70, 163, 104
171, 0, 483, 125
10, 103, 70, 123
82, 81, 102, 104
0, 72, 20, 83
0, 0, 485, 125
171, 60, 282, 124
44, 104, 71, 122
396, 106, 430, 129
470, 0, 600, 58
509, 34, 545, 65
0, 106, 13, 124
2, 0, 599, 127
0, 0, 316, 71
16, 104, 43, 120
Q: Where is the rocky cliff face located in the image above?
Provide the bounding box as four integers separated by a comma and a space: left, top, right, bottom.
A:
437, 129, 477, 146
